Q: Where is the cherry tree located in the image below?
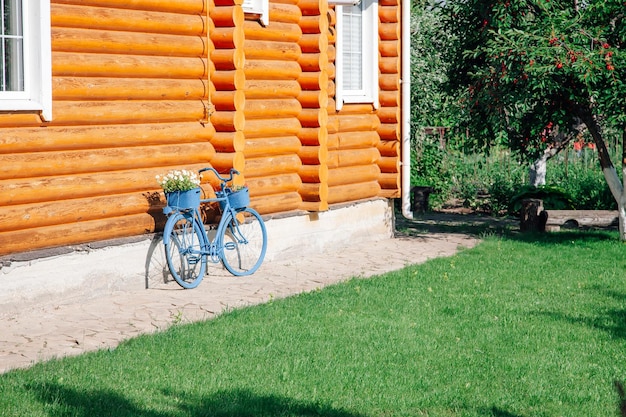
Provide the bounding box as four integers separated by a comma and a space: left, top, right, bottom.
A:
444, 0, 625, 237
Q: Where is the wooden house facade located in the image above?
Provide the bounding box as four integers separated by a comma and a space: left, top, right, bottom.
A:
0, 0, 408, 258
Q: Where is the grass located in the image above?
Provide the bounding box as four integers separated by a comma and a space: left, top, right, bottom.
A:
1, 230, 626, 416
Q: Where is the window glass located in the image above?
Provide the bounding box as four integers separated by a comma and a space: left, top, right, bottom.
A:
1, 0, 24, 91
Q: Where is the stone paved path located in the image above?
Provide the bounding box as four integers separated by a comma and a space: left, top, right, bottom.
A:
0, 230, 479, 374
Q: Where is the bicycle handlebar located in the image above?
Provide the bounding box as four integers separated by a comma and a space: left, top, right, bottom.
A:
198, 167, 240, 187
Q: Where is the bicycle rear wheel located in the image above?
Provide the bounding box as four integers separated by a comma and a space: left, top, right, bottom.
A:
163, 212, 207, 289
219, 208, 267, 276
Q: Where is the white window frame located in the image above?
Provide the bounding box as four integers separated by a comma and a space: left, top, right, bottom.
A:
334, 0, 379, 111
0, 0, 52, 120
242, 0, 269, 26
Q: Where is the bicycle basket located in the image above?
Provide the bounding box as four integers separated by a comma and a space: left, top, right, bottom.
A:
218, 186, 250, 211
165, 188, 201, 211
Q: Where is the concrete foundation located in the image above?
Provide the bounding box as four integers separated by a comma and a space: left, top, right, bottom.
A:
0, 199, 394, 315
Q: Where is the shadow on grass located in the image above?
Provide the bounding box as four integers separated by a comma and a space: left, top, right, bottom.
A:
27, 384, 369, 417
397, 210, 618, 246
534, 286, 626, 340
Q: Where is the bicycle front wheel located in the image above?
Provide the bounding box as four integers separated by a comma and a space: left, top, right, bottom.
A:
163, 212, 207, 289
219, 208, 267, 276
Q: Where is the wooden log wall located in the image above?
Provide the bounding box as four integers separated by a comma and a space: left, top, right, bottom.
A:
242, 0, 304, 214
0, 0, 404, 257
297, 0, 329, 212
325, 6, 382, 205
0, 0, 216, 256
377, 0, 401, 198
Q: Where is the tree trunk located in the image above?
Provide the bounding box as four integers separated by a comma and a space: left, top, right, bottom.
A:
576, 105, 626, 240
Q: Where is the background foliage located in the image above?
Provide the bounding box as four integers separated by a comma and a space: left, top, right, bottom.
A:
409, 0, 624, 215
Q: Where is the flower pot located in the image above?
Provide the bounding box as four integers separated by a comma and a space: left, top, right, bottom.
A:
218, 187, 250, 211
166, 188, 201, 210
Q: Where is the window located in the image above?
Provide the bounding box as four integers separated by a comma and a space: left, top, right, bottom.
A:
334, 0, 379, 111
242, 0, 269, 26
0, 0, 52, 120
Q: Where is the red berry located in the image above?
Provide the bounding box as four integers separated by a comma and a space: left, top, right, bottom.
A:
607, 64, 615, 71
556, 62, 563, 69
603, 42, 610, 49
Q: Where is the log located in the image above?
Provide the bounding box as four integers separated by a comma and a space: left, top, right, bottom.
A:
298, 145, 328, 165
52, 77, 206, 101
378, 6, 399, 23
249, 191, 302, 214
243, 98, 302, 119
327, 148, 380, 168
211, 90, 246, 111
298, 0, 324, 15
245, 79, 301, 99
244, 59, 301, 80
299, 201, 329, 212
330, 130, 380, 150
379, 91, 399, 107
379, 74, 399, 91
0, 122, 215, 153
211, 110, 245, 132
299, 164, 329, 183
300, 15, 324, 34
244, 154, 302, 177
0, 164, 212, 206
376, 106, 400, 124
300, 107, 329, 128
337, 114, 381, 131
379, 172, 399, 190
244, 21, 302, 43
269, 3, 302, 24
53, 52, 207, 78
211, 49, 245, 70
212, 27, 244, 49
245, 135, 302, 157
0, 114, 44, 128
51, 3, 205, 35
379, 188, 400, 198
211, 6, 244, 27
243, 118, 301, 138
379, 56, 400, 74
245, 173, 302, 196
243, 40, 301, 60
211, 131, 238, 152
0, 192, 161, 232
299, 52, 329, 72
52, 27, 206, 57
327, 181, 381, 204
0, 143, 216, 180
544, 210, 619, 230
298, 90, 329, 109
0, 213, 160, 257
328, 164, 380, 186
379, 22, 400, 41
212, 69, 246, 90
298, 71, 329, 91
299, 182, 329, 202
51, 0, 206, 14
378, 155, 399, 173
519, 199, 547, 232
378, 124, 400, 142
379, 40, 398, 58
298, 127, 328, 146
377, 139, 399, 157
49, 100, 206, 126
299, 33, 326, 53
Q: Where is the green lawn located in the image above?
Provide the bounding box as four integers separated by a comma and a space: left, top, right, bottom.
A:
1, 230, 626, 416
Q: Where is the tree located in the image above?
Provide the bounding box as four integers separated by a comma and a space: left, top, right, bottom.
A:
443, 0, 626, 238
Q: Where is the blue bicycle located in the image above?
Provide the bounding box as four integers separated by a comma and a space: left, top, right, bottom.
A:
162, 167, 267, 289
